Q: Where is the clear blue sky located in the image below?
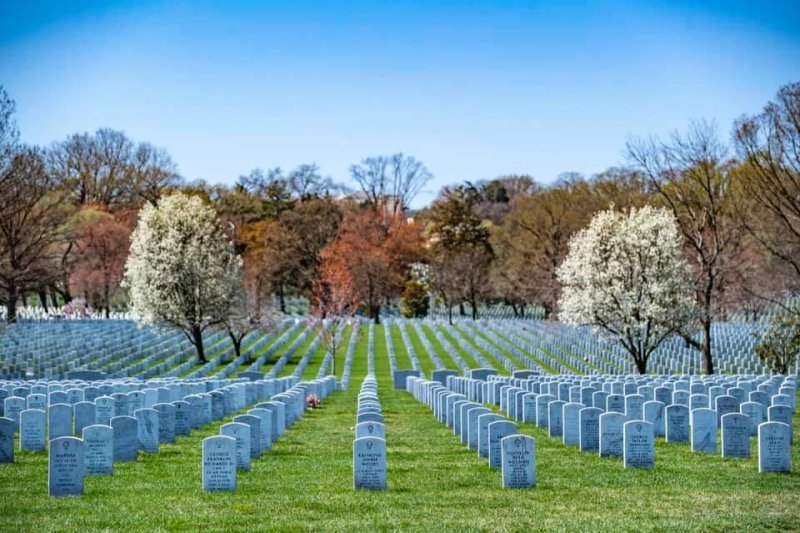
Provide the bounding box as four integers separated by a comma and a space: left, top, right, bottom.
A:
1, 1, 799, 207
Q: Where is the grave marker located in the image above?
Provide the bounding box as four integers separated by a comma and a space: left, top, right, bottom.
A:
220, 422, 251, 472
202, 436, 237, 492
111, 416, 138, 462
20, 409, 46, 451
0, 417, 13, 463
501, 435, 535, 489
233, 415, 261, 459
623, 420, 655, 469
73, 402, 96, 437
563, 403, 583, 446
82, 425, 113, 476
599, 412, 627, 458
154, 403, 176, 444
135, 408, 159, 453
758, 422, 791, 473
94, 396, 115, 426
721, 413, 750, 459
488, 420, 518, 469
49, 403, 73, 440
48, 437, 85, 497
690, 408, 717, 454
353, 436, 387, 490
478, 413, 504, 460
665, 404, 689, 443
579, 407, 602, 453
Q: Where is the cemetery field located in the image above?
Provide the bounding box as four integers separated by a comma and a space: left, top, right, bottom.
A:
0, 322, 799, 532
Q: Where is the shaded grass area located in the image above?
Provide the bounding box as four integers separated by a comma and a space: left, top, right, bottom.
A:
1, 328, 799, 532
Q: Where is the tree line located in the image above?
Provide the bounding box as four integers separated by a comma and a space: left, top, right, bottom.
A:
1, 81, 799, 373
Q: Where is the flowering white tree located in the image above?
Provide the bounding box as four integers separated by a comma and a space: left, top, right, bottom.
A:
556, 206, 695, 374
124, 192, 241, 364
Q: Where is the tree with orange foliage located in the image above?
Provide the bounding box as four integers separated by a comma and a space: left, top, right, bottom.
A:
314, 261, 359, 318
319, 208, 421, 323
312, 261, 359, 378
70, 208, 134, 317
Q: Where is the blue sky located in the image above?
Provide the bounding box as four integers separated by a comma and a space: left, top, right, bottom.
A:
1, 1, 799, 207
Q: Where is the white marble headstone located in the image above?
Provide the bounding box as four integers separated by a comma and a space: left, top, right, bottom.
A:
202, 435, 237, 492
353, 436, 387, 490
48, 436, 85, 497
501, 434, 535, 489
623, 420, 655, 469
83, 424, 113, 476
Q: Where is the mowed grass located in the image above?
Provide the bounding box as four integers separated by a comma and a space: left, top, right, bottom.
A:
0, 327, 799, 532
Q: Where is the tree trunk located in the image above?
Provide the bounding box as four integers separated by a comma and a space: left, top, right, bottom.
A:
231, 334, 242, 359
254, 279, 263, 312
459, 302, 465, 317
38, 289, 49, 312
635, 356, 647, 375
6, 285, 18, 323
702, 319, 714, 375
61, 242, 73, 304
279, 284, 286, 314
62, 277, 73, 304
191, 325, 207, 364
471, 300, 477, 320
543, 301, 553, 319
448, 304, 453, 325
372, 304, 381, 325
510, 302, 519, 317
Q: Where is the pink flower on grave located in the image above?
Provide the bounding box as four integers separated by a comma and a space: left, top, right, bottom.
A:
307, 394, 320, 409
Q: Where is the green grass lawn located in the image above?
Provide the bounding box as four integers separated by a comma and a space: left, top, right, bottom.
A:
1, 327, 799, 532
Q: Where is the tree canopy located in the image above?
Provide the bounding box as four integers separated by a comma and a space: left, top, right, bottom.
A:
124, 192, 241, 363
557, 206, 696, 374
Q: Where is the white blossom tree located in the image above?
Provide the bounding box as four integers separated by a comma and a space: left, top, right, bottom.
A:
556, 206, 695, 374
124, 192, 241, 363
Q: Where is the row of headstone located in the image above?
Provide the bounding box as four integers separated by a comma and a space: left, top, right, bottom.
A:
1, 372, 319, 432
201, 375, 339, 492
0, 374, 338, 496
353, 375, 387, 490
406, 376, 536, 489
339, 322, 361, 390
451, 372, 794, 473
0, 319, 189, 381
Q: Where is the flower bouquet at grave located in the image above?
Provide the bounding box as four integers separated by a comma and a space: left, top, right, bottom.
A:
306, 394, 321, 409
